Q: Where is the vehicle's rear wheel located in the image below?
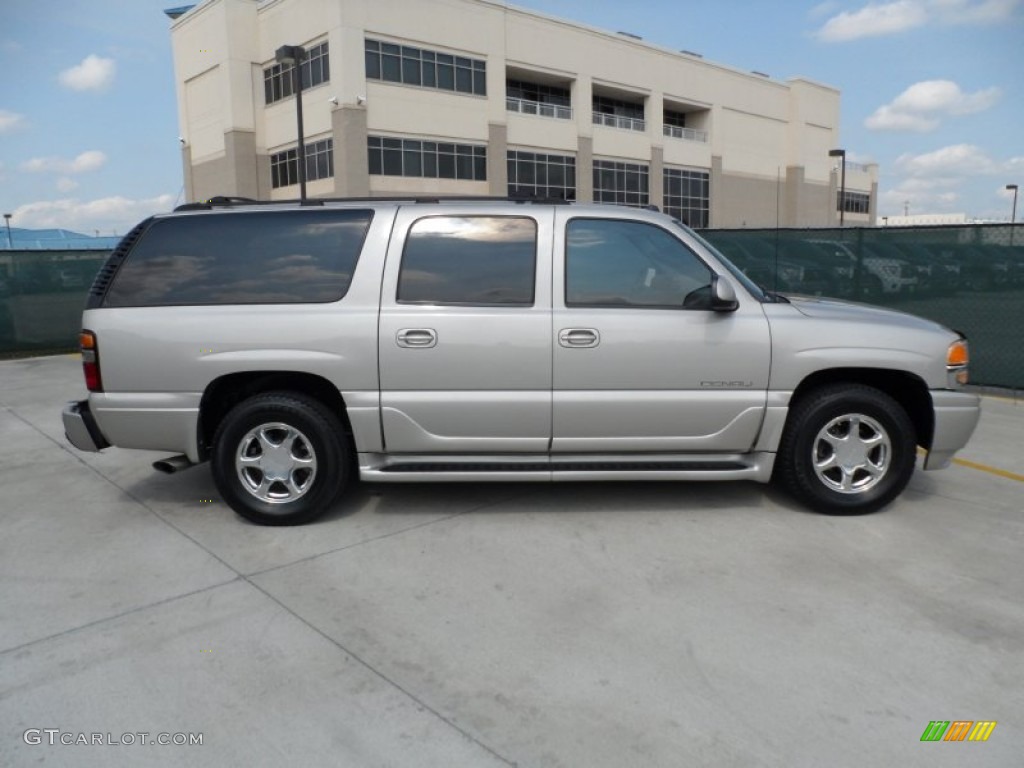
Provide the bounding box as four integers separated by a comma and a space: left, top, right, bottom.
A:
211, 392, 349, 525
775, 384, 916, 515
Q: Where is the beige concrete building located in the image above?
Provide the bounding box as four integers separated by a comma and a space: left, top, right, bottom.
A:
168, 0, 878, 227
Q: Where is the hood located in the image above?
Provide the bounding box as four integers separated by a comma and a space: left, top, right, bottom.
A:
785, 295, 955, 335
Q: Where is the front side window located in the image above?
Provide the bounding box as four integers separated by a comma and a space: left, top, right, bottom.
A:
565, 218, 713, 309
104, 210, 372, 306
398, 216, 536, 305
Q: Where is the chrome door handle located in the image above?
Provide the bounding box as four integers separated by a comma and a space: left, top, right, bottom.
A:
396, 328, 437, 348
558, 328, 600, 348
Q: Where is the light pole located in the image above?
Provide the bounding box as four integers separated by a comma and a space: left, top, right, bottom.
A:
3, 214, 11, 248
1008, 184, 1019, 246
276, 44, 308, 201
829, 148, 846, 227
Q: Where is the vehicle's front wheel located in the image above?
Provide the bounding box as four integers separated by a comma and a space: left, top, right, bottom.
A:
775, 384, 916, 515
211, 392, 349, 525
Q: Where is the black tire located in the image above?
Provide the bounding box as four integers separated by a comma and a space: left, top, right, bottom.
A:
211, 392, 349, 525
775, 384, 916, 515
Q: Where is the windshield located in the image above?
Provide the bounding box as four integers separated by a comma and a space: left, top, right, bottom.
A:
670, 219, 767, 302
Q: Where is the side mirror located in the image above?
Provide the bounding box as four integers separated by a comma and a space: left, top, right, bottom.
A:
711, 275, 739, 312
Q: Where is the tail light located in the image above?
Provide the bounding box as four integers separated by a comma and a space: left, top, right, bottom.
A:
80, 330, 103, 392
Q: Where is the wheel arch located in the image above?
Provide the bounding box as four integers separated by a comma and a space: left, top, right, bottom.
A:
198, 371, 352, 462
789, 368, 934, 450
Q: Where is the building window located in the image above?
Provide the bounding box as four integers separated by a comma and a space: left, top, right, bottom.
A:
271, 138, 334, 189
507, 151, 576, 201
263, 41, 329, 105
592, 95, 645, 131
505, 78, 572, 119
398, 216, 537, 305
368, 136, 487, 181
593, 160, 649, 207
838, 190, 870, 214
664, 167, 710, 228
365, 39, 486, 96
663, 109, 687, 128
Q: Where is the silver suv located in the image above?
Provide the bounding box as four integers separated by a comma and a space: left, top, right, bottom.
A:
62, 199, 980, 525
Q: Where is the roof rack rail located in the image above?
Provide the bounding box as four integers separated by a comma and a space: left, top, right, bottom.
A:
172, 194, 579, 211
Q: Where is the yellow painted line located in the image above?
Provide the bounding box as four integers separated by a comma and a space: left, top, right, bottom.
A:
980, 394, 1021, 405
951, 457, 1024, 483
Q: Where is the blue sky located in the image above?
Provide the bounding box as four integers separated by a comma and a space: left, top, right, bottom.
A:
0, 0, 1021, 233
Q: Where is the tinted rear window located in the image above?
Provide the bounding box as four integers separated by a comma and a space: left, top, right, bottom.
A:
104, 210, 373, 307
397, 216, 537, 305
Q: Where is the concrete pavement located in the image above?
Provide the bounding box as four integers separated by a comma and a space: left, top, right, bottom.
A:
1, 356, 1021, 767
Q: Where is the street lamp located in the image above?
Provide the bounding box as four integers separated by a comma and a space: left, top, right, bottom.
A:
829, 148, 846, 228
276, 44, 308, 201
3, 214, 12, 248
1008, 184, 1019, 246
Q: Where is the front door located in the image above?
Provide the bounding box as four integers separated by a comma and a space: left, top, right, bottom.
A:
378, 207, 553, 453
552, 212, 771, 453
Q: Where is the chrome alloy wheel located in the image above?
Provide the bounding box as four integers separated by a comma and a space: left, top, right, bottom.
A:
812, 413, 891, 494
235, 422, 317, 503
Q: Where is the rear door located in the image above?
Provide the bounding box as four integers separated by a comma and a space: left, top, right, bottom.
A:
378, 206, 553, 453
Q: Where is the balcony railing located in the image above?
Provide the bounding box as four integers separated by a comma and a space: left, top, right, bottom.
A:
592, 111, 646, 132
506, 96, 573, 120
663, 124, 708, 143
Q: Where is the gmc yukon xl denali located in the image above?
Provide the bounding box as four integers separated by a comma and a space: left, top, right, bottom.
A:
62, 198, 981, 525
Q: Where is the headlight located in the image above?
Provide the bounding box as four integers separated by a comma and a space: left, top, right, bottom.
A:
946, 339, 969, 387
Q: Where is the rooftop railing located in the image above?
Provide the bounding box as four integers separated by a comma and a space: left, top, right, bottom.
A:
506, 97, 573, 120
592, 111, 646, 132
663, 124, 708, 143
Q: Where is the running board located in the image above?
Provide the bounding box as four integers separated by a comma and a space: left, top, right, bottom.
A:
358, 453, 776, 484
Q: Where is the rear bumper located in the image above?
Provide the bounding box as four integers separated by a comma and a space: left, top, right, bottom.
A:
924, 390, 981, 470
62, 400, 110, 452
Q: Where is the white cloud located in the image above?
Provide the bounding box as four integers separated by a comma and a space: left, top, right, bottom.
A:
56, 177, 79, 193
816, 0, 1020, 40
865, 80, 1000, 131
0, 109, 25, 133
22, 150, 108, 175
58, 55, 116, 91
895, 143, 998, 176
880, 145, 1022, 216
817, 1, 928, 40
10, 194, 175, 232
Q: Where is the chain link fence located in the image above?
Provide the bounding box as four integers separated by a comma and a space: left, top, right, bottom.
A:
2, 224, 1022, 388
701, 224, 1023, 388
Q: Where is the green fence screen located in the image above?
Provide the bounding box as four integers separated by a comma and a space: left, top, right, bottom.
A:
700, 224, 1023, 388
0, 250, 110, 357
2, 224, 1021, 388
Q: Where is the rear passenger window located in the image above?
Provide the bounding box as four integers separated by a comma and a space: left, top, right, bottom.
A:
104, 210, 373, 306
397, 216, 536, 305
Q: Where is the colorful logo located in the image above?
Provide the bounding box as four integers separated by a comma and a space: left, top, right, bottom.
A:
920, 721, 997, 742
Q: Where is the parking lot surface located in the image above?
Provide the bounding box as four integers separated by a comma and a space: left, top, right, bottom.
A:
1, 355, 1021, 767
